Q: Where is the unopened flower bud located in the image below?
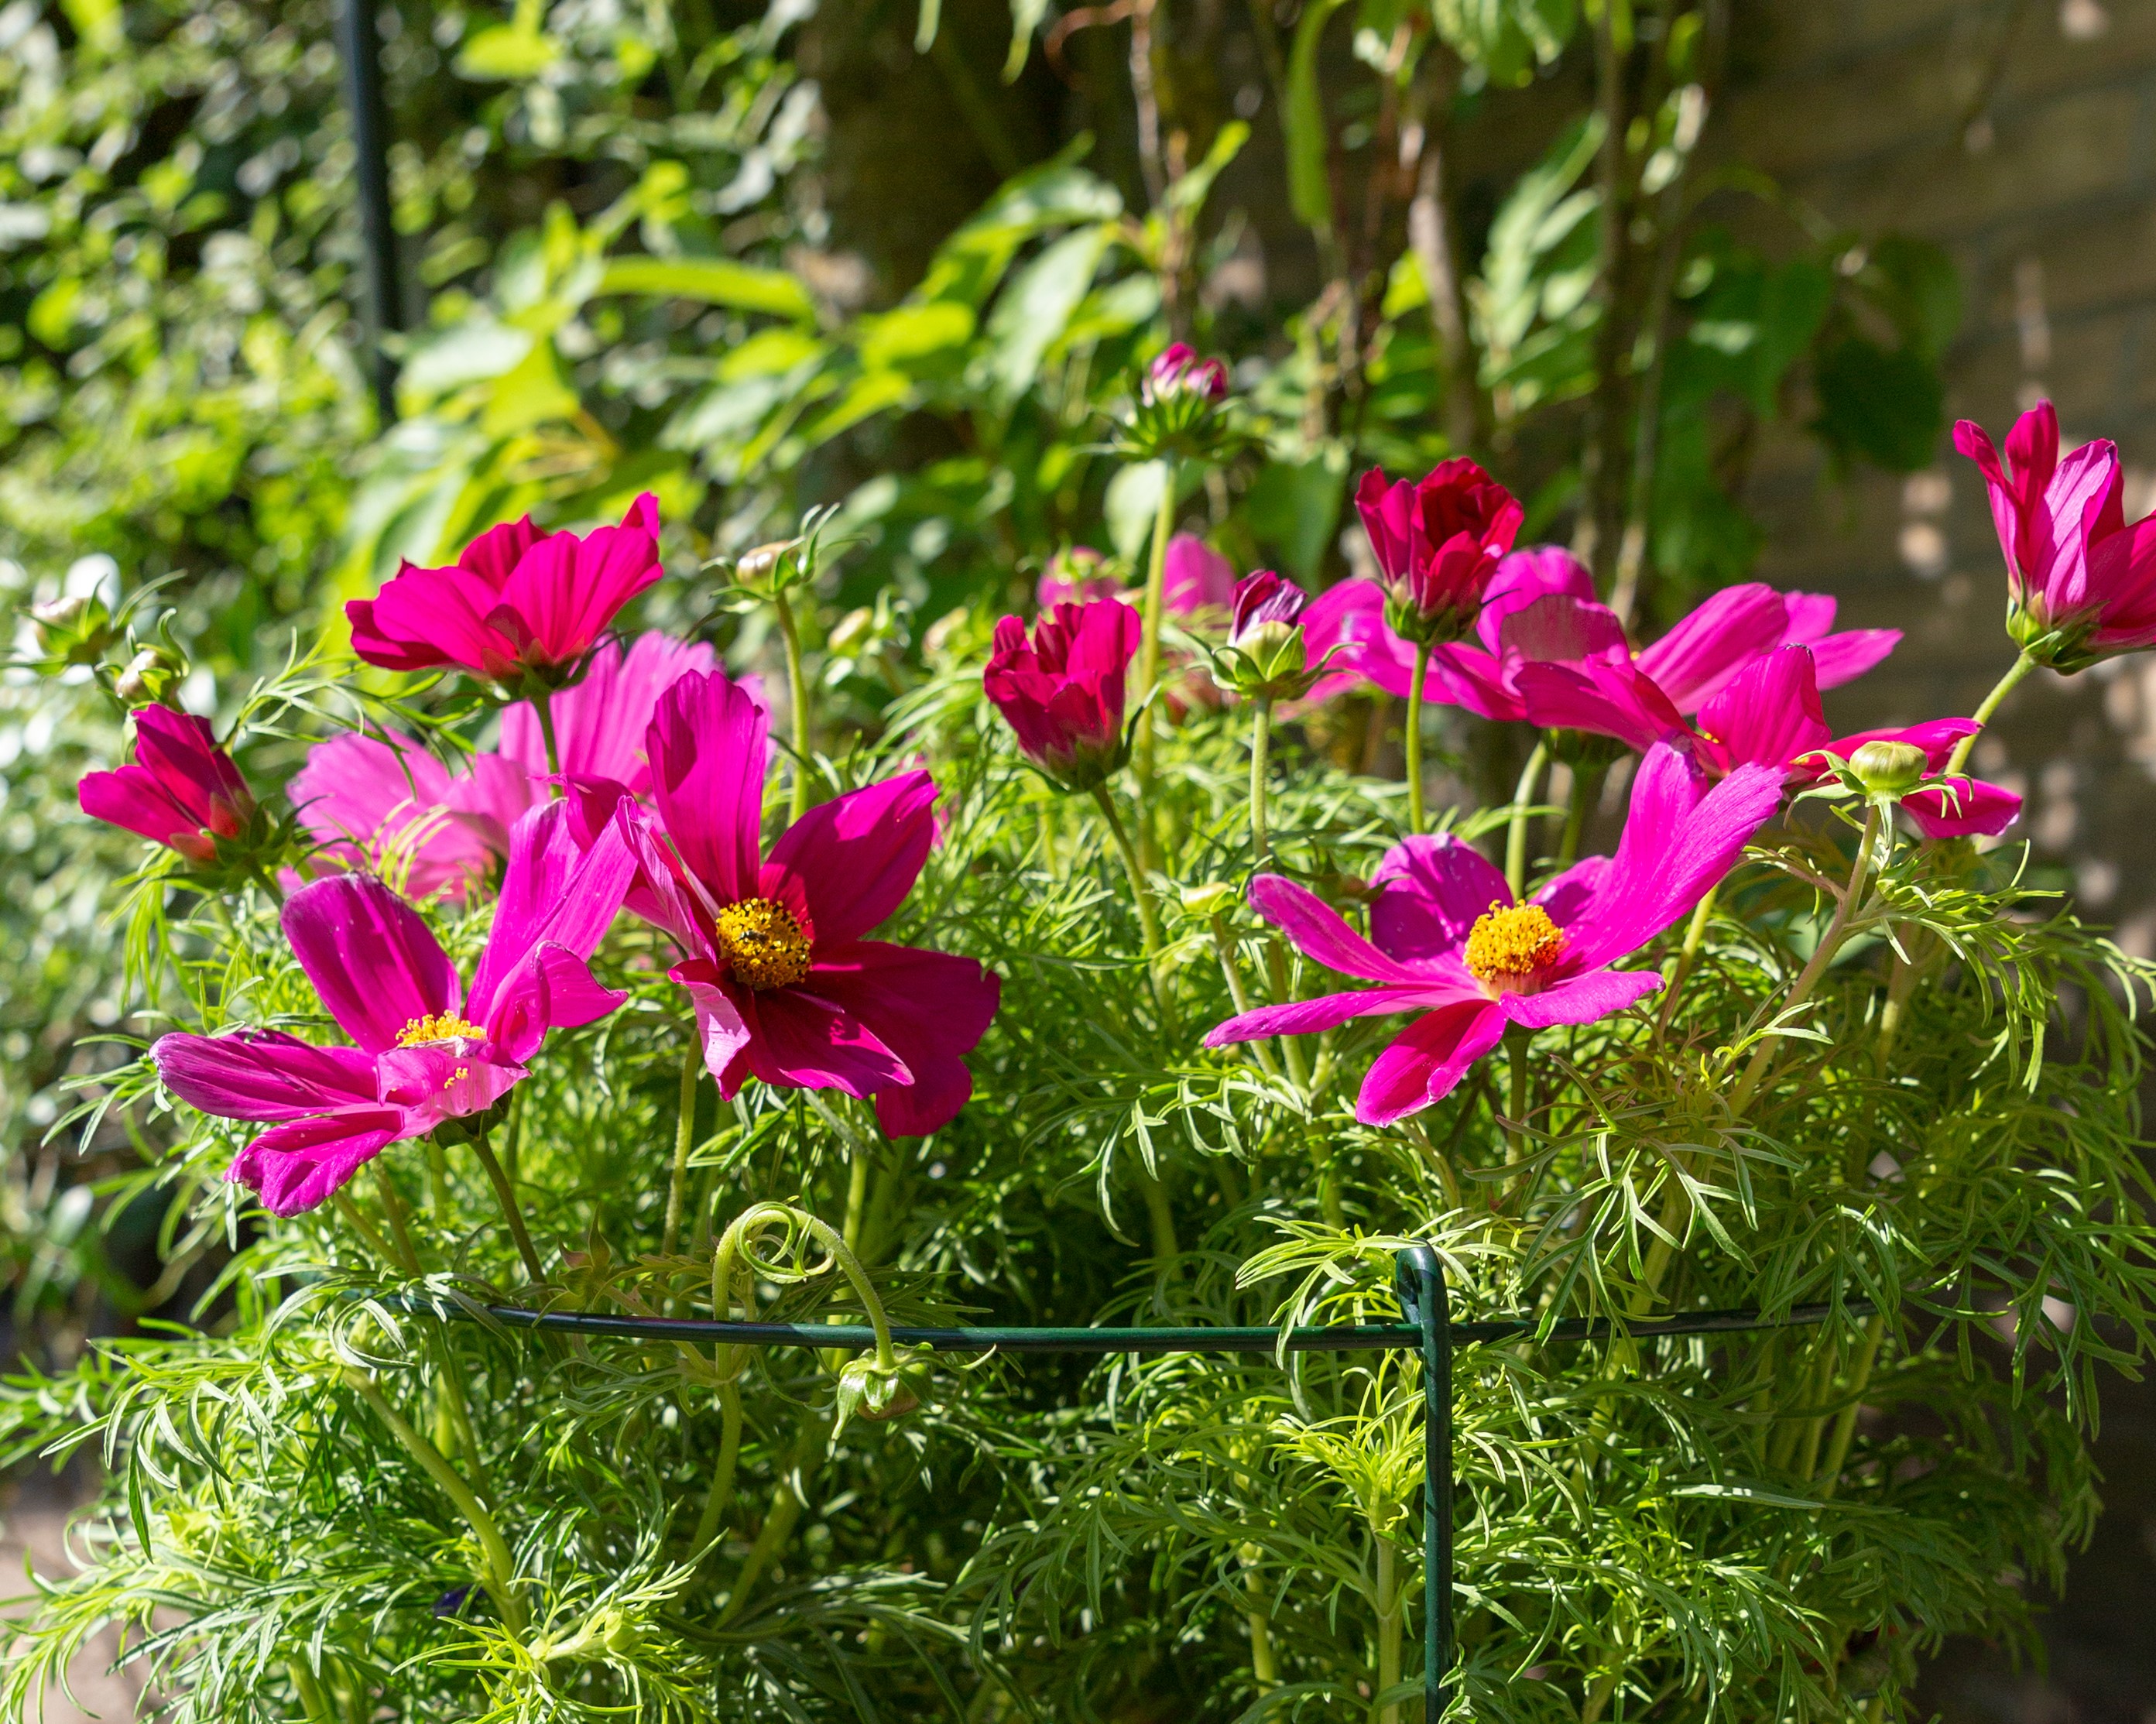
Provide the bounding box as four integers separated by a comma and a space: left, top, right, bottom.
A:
1178, 881, 1239, 917
1849, 739, 1929, 797
29, 594, 115, 667
113, 643, 189, 707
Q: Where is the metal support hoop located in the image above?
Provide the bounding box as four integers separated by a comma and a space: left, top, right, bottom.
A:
420, 1259, 1860, 1715
334, 0, 401, 420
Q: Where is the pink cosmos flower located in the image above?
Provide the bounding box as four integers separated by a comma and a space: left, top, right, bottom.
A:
1953, 399, 2156, 666
347, 495, 664, 687
1204, 746, 1784, 1123
1229, 570, 1309, 644
1037, 546, 1120, 611
594, 670, 999, 1136
1308, 550, 1899, 722
79, 704, 256, 866
1356, 459, 1525, 643
984, 598, 1143, 791
152, 799, 638, 1215
1163, 534, 1237, 615
1527, 646, 2021, 841
292, 633, 717, 900
1143, 342, 1229, 405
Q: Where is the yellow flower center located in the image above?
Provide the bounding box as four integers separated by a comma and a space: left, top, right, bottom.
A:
716, 897, 813, 991
396, 1011, 485, 1047
1463, 902, 1565, 985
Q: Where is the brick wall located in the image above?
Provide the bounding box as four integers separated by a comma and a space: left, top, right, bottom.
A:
1726, 3, 2156, 1717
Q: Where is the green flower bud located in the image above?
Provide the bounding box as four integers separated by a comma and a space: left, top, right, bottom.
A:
1178, 880, 1239, 917
29, 594, 115, 667
1849, 739, 1929, 797
112, 643, 190, 707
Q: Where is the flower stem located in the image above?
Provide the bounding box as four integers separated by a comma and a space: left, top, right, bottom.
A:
1241, 1545, 1277, 1689
1653, 883, 1719, 1042
1505, 739, 1550, 900
332, 1191, 399, 1271
1132, 456, 1180, 797
690, 1380, 745, 1557
1374, 1530, 1403, 1724
773, 587, 814, 823
1814, 1311, 1886, 1500
1404, 639, 1434, 835
470, 1126, 544, 1286
1728, 800, 1884, 1119
662, 1040, 701, 1260
368, 1163, 423, 1276
1091, 784, 1175, 1032
717, 1414, 826, 1626
1558, 760, 1605, 867
531, 688, 563, 787
1945, 649, 2036, 776
1249, 691, 1274, 866
347, 1371, 526, 1638
425, 1136, 450, 1220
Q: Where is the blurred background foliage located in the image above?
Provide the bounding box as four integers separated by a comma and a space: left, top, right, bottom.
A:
0, 0, 1953, 1362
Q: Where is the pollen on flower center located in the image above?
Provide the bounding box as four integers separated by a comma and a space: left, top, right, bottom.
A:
716, 897, 813, 991
396, 1011, 484, 1047
1463, 902, 1565, 985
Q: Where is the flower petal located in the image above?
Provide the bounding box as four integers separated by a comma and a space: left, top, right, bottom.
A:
154, 1030, 379, 1121
1516, 660, 1688, 753
227, 1109, 406, 1217
1633, 584, 1790, 711
733, 985, 912, 1098
1696, 646, 1829, 772
494, 508, 662, 665
499, 631, 715, 790
1248, 875, 1431, 984
1354, 1000, 1506, 1125
1204, 985, 1461, 1046
649, 670, 770, 905
1901, 779, 2022, 839
80, 765, 194, 849
801, 940, 1001, 1136
466, 799, 636, 1041
1369, 835, 1511, 961
349, 565, 522, 678
672, 963, 756, 1089
375, 1046, 526, 1123
282, 875, 461, 1054
763, 772, 938, 945
1498, 968, 1662, 1031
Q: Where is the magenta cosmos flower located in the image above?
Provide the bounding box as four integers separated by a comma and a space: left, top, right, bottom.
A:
292, 632, 716, 900
600, 670, 999, 1136
152, 800, 637, 1215
984, 598, 1141, 792
1205, 746, 1784, 1123
1356, 459, 1525, 643
1954, 399, 2156, 667
1036, 546, 1120, 611
1527, 645, 2020, 841
1143, 342, 1229, 405
347, 494, 663, 689
1305, 549, 1898, 723
80, 704, 256, 865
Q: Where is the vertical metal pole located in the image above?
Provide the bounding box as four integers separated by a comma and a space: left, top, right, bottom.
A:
335, 0, 400, 421
1396, 1246, 1452, 1721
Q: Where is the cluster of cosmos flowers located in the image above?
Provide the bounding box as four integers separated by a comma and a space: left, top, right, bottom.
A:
77, 396, 2156, 1204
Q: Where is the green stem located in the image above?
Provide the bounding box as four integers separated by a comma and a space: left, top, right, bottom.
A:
1142, 1171, 1179, 1264
1727, 800, 1884, 1119
348, 1372, 526, 1637
430, 1336, 495, 1508
711, 1203, 900, 1374
1249, 692, 1274, 866
532, 689, 562, 787
501, 1085, 523, 1191
1558, 760, 1604, 867
773, 588, 814, 823
1404, 640, 1434, 835
1505, 739, 1550, 900
1242, 1546, 1278, 1689
248, 860, 286, 905
1374, 1532, 1402, 1724
1131, 457, 1180, 797
1091, 784, 1175, 1031
368, 1164, 422, 1277
717, 1415, 825, 1626
691, 1380, 745, 1556
332, 1191, 399, 1270
1814, 1312, 1886, 1500
425, 1136, 450, 1220
841, 1142, 871, 1257
1505, 1028, 1533, 1177
470, 1126, 544, 1286
1944, 650, 2036, 776
663, 1041, 701, 1260
289, 1659, 334, 1724
1653, 884, 1719, 1041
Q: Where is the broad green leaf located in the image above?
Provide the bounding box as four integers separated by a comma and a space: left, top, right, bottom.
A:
719, 327, 829, 381
597, 255, 815, 321
1286, 0, 1350, 237
480, 339, 581, 437
1471, 114, 1603, 367
985, 226, 1114, 399
1164, 121, 1250, 218
1865, 236, 1962, 363
1243, 449, 1349, 582
1105, 460, 1169, 560
396, 324, 536, 403
1749, 259, 1832, 415
795, 369, 914, 448
857, 301, 977, 372
1813, 338, 1943, 473
454, 25, 561, 80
